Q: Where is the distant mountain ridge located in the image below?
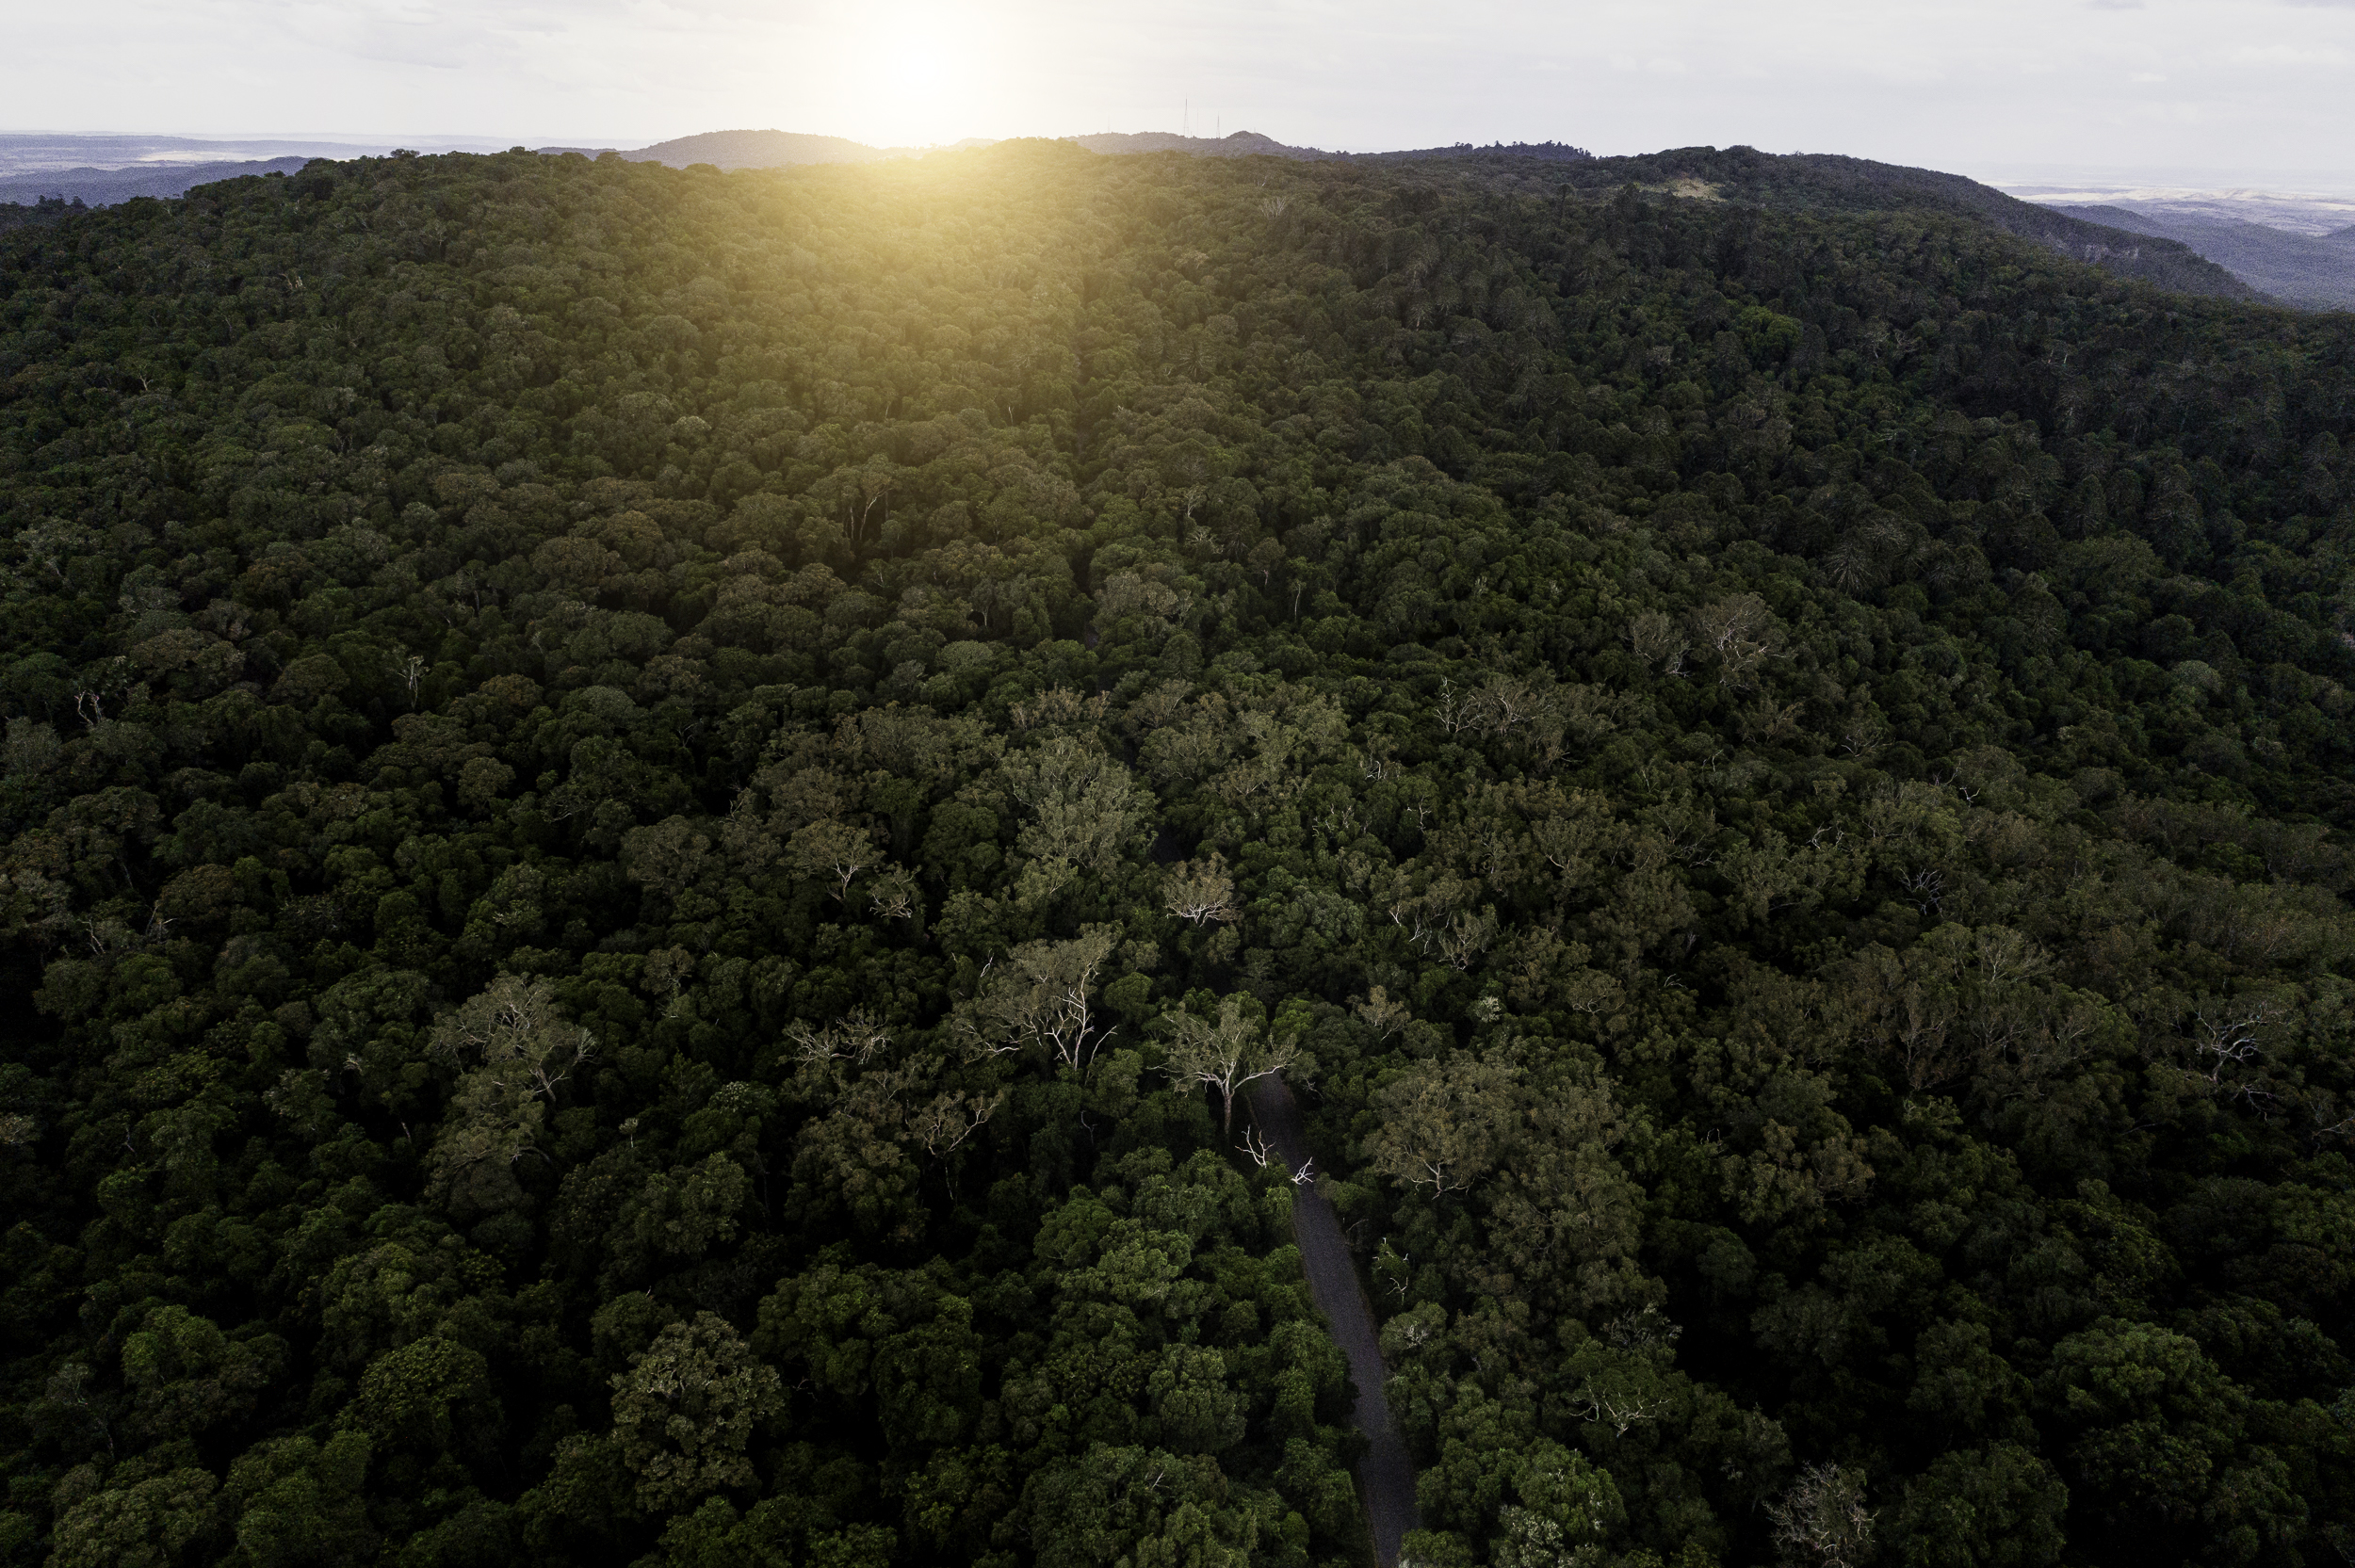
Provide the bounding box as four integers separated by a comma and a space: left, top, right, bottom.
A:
1070, 130, 1329, 159
536, 129, 995, 170
536, 126, 1593, 170
1066, 130, 1594, 163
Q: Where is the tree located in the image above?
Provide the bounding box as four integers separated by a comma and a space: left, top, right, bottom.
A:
1157, 994, 1299, 1133
954, 928, 1118, 1070
1688, 592, 1781, 687
1491, 1439, 1625, 1568
785, 1010, 893, 1084
621, 816, 719, 901
616, 1153, 751, 1272
867, 863, 920, 919
1149, 1342, 1247, 1453
1024, 1446, 1261, 1568
425, 974, 594, 1216
2031, 1318, 2274, 1553
1353, 985, 1410, 1041
1362, 1049, 1519, 1197
1162, 852, 1240, 925
1560, 1332, 1680, 1441
1000, 736, 1152, 897
788, 818, 878, 901
1626, 611, 1688, 675
118, 1305, 283, 1446
47, 1468, 219, 1568
221, 1431, 378, 1568
1885, 1444, 2067, 1568
913, 1087, 1006, 1159
355, 1336, 489, 1451
430, 972, 596, 1101
610, 1313, 784, 1512
1767, 1463, 1875, 1568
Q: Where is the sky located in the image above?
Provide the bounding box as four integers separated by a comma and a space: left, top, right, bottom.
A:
12, 0, 2355, 187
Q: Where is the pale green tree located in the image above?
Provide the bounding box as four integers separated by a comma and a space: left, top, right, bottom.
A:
1157, 994, 1299, 1133
1362, 1049, 1520, 1197
999, 736, 1151, 900
953, 928, 1119, 1070
426, 974, 593, 1216
1161, 853, 1240, 925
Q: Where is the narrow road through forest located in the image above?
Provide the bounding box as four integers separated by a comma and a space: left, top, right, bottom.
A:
1243, 1077, 1421, 1568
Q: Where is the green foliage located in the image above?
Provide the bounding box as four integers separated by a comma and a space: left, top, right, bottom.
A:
1, 136, 2352, 1567
609, 1312, 782, 1512
1884, 1443, 2067, 1568
222, 1431, 377, 1568
354, 1337, 490, 1450
48, 1467, 218, 1568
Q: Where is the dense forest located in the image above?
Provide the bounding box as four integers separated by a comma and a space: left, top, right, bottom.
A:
0, 199, 89, 238
1, 137, 2353, 1568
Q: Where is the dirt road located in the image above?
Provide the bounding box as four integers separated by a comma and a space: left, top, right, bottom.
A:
1244, 1077, 1422, 1568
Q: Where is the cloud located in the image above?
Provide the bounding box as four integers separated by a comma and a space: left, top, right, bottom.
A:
11, 0, 2355, 177
2229, 41, 2351, 63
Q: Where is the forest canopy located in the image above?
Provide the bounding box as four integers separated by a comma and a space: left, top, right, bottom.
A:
1, 137, 2353, 1568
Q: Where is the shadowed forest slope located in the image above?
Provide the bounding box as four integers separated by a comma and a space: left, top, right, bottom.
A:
1527, 147, 2267, 303
1, 139, 2353, 1568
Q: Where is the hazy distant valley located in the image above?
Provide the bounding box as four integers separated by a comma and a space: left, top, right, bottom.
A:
2007, 182, 2355, 311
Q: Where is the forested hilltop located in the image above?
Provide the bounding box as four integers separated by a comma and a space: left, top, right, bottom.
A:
1514, 146, 2263, 305
1, 139, 2353, 1568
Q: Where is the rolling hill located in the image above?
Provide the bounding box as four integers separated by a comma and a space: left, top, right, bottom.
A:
2055, 203, 2355, 312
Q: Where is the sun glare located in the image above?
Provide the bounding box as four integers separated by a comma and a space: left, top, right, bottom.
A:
809, 2, 1001, 148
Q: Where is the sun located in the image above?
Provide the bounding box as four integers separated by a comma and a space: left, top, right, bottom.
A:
896, 40, 952, 99
814, 2, 1001, 146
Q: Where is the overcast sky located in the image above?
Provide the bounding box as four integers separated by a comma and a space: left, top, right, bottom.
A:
14, 0, 2355, 186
